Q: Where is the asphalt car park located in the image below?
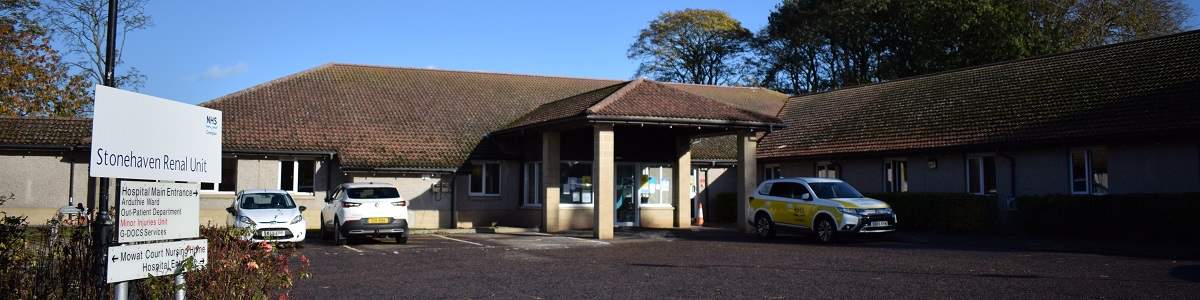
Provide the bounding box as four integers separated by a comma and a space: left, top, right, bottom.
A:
293, 229, 1200, 299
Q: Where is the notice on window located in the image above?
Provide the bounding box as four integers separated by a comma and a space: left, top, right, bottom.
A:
117, 181, 200, 243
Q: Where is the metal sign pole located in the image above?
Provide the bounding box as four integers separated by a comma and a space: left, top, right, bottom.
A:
93, 0, 119, 298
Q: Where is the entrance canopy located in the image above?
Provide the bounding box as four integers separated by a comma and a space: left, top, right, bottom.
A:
492, 79, 783, 239
495, 79, 783, 135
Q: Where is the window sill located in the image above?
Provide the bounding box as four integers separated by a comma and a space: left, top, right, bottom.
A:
520, 205, 542, 210
559, 203, 594, 209
639, 204, 674, 209
469, 193, 501, 198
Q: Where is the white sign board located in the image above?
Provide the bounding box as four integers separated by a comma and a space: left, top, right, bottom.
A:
117, 181, 200, 243
107, 239, 208, 283
90, 85, 222, 183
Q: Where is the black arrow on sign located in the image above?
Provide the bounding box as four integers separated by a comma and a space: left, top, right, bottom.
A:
111, 255, 118, 262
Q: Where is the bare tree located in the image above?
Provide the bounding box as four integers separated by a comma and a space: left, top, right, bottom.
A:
43, 0, 150, 89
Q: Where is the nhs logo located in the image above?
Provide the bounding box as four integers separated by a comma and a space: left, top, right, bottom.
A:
204, 115, 220, 135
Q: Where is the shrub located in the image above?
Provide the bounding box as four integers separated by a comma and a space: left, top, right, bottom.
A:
138, 226, 310, 299
1017, 194, 1200, 241
0, 193, 310, 299
865, 193, 999, 233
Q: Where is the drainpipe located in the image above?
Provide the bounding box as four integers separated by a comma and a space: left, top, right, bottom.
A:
449, 174, 457, 229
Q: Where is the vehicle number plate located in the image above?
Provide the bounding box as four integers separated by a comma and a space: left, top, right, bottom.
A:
262, 230, 286, 237
870, 221, 889, 227
367, 217, 390, 224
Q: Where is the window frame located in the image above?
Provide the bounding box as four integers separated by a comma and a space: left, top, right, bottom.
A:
884, 159, 908, 193
277, 160, 316, 194
522, 161, 542, 207
200, 157, 238, 194
815, 161, 839, 179
762, 164, 782, 182
469, 161, 502, 197
1069, 147, 1109, 195
966, 154, 997, 195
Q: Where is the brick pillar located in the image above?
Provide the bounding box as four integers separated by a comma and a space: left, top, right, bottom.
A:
592, 124, 614, 240
673, 136, 692, 228
736, 133, 758, 233
542, 131, 561, 233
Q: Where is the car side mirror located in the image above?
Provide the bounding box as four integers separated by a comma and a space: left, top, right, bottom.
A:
225, 206, 235, 214
324, 196, 332, 203
801, 193, 812, 201
298, 206, 307, 212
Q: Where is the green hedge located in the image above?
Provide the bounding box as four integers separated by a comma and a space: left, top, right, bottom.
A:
865, 193, 999, 233
1016, 194, 1200, 241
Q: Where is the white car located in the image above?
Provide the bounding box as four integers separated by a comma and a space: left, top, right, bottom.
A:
320, 182, 410, 245
226, 189, 308, 243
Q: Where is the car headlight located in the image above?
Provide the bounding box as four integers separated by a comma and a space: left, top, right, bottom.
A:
838, 207, 893, 215
290, 215, 304, 224
238, 215, 256, 226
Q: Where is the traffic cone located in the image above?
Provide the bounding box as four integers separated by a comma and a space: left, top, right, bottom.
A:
695, 202, 705, 226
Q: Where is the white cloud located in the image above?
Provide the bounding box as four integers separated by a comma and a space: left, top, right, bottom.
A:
202, 62, 249, 80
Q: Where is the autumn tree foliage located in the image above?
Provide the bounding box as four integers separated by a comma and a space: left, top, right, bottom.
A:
1, 0, 90, 117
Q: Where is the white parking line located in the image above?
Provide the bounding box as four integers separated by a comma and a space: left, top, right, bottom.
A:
432, 234, 485, 247
342, 245, 364, 253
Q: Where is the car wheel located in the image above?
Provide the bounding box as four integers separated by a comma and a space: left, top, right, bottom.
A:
332, 218, 347, 246
396, 235, 408, 244
754, 213, 776, 238
815, 216, 837, 243
319, 215, 331, 241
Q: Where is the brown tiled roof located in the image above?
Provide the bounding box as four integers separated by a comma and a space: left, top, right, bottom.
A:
0, 116, 91, 148
758, 30, 1200, 159
505, 79, 783, 131
202, 64, 789, 169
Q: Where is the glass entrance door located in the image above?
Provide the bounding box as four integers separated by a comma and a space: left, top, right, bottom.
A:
615, 163, 638, 227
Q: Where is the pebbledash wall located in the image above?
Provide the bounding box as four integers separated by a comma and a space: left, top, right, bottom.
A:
760, 140, 1200, 203
0, 151, 734, 230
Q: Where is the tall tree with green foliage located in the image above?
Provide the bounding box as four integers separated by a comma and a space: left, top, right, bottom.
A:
628, 9, 753, 85
1, 0, 90, 117
753, 0, 1192, 94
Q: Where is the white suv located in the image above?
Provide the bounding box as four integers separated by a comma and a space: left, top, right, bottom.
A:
750, 178, 897, 243
320, 182, 410, 244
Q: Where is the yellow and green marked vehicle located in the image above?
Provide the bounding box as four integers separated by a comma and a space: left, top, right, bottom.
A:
750, 177, 897, 243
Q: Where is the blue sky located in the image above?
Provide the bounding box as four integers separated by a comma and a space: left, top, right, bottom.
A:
121, 0, 1199, 104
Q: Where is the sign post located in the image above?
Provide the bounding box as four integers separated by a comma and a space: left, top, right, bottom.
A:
90, 84, 222, 299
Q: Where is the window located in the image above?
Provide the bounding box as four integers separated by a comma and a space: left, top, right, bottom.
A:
469, 161, 501, 196
201, 158, 237, 192
884, 160, 908, 192
523, 162, 542, 206
561, 162, 592, 204
347, 187, 400, 199
638, 164, 673, 205
967, 156, 997, 194
767, 182, 806, 199
1070, 148, 1109, 195
808, 182, 864, 199
762, 164, 782, 182
239, 193, 296, 209
815, 162, 839, 179
278, 160, 316, 193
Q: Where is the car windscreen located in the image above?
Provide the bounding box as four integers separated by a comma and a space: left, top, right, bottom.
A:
807, 182, 864, 199
240, 193, 296, 209
347, 187, 400, 199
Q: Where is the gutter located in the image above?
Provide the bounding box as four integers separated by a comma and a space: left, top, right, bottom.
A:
223, 149, 337, 158
493, 114, 785, 136
0, 144, 78, 151
339, 167, 458, 174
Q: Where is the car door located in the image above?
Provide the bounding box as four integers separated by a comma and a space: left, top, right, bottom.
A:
322, 186, 342, 226
795, 183, 819, 227
765, 182, 804, 226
